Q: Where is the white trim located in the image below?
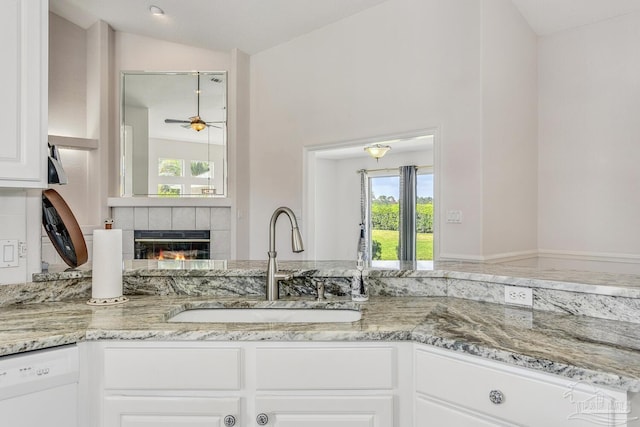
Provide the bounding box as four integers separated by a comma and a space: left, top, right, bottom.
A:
538, 250, 640, 265
437, 253, 486, 262
482, 250, 539, 263
439, 249, 640, 266
303, 127, 440, 262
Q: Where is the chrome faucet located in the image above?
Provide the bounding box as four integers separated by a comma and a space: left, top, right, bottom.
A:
266, 207, 304, 301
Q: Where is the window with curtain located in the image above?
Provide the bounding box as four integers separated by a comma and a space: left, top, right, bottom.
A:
367, 167, 433, 261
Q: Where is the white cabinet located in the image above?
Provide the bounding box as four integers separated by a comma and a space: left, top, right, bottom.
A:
98, 344, 241, 427
254, 345, 399, 426
414, 344, 634, 427
0, 0, 48, 188
84, 340, 637, 427
88, 342, 409, 427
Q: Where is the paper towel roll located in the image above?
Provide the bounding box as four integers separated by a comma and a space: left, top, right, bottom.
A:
92, 229, 123, 299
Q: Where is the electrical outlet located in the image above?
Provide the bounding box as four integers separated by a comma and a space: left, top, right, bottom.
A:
504, 286, 533, 307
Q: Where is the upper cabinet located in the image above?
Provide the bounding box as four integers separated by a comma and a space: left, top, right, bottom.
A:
0, 0, 47, 188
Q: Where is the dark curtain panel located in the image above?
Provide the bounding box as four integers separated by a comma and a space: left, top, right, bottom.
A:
399, 165, 417, 261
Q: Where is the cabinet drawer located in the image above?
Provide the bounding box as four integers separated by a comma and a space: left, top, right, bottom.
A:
415, 348, 623, 426
104, 347, 241, 390
256, 346, 395, 390
415, 395, 504, 426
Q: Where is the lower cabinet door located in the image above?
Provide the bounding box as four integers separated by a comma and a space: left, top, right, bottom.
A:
415, 395, 508, 427
255, 395, 394, 427
104, 396, 240, 427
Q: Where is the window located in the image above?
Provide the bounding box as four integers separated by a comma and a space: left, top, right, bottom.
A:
158, 184, 182, 197
369, 168, 433, 261
156, 158, 216, 196
158, 158, 183, 177
190, 160, 212, 178
370, 175, 399, 260
416, 172, 434, 260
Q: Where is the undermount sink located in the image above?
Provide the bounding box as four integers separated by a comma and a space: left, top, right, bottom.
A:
167, 307, 362, 323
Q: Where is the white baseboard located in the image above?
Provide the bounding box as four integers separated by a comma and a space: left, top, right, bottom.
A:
438, 250, 537, 263
438, 249, 640, 268
437, 253, 485, 262
482, 250, 539, 263
537, 249, 640, 265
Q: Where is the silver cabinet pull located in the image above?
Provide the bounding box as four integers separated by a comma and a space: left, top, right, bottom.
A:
256, 413, 269, 425
223, 415, 236, 426
489, 389, 505, 404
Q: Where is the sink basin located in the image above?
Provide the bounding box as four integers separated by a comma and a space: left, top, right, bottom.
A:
167, 308, 362, 323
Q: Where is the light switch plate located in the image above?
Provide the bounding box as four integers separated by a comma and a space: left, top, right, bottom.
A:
1, 240, 19, 268
446, 210, 462, 224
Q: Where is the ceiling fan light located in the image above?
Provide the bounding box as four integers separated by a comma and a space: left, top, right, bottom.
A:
364, 144, 391, 160
190, 119, 206, 132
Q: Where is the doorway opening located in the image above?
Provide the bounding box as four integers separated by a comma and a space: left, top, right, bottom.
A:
304, 129, 438, 265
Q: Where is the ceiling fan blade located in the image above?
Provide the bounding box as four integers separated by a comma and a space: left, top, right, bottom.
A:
164, 119, 190, 124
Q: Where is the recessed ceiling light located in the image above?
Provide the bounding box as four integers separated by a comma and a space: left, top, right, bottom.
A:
149, 5, 165, 16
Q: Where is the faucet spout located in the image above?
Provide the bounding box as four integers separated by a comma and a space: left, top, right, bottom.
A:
266, 207, 304, 301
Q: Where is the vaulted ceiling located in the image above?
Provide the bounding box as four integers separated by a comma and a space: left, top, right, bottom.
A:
50, 0, 640, 55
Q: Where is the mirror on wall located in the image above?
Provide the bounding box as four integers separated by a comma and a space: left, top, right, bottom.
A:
121, 71, 227, 197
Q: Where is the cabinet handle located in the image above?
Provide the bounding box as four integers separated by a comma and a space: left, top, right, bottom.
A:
256, 413, 269, 425
489, 389, 505, 405
224, 415, 236, 426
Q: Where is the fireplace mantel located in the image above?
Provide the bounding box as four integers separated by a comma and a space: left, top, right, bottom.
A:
107, 197, 233, 208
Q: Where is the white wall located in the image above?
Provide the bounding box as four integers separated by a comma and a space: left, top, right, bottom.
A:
48, 12, 86, 137
480, 0, 538, 259
313, 148, 432, 260
250, 0, 483, 260
123, 104, 149, 194
48, 14, 95, 226
538, 11, 640, 260
0, 188, 42, 285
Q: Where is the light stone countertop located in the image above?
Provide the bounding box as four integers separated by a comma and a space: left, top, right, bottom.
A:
34, 259, 640, 298
0, 294, 639, 392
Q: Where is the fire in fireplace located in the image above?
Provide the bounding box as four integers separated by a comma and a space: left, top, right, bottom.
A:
134, 230, 210, 260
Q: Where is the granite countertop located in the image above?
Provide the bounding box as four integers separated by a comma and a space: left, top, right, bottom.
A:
0, 294, 638, 392
35, 259, 640, 298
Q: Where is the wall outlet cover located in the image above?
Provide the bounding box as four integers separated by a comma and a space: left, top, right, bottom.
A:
504, 286, 533, 307
1, 239, 19, 268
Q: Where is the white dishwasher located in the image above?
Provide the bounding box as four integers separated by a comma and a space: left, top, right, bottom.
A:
0, 345, 79, 427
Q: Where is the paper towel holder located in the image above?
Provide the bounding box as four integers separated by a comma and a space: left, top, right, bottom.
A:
87, 225, 129, 306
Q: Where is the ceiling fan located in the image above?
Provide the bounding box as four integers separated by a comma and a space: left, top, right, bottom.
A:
164, 72, 223, 132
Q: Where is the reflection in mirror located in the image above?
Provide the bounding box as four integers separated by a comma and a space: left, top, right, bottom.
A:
121, 71, 227, 197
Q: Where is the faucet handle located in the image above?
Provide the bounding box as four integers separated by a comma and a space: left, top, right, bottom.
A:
274, 272, 293, 281
315, 280, 326, 301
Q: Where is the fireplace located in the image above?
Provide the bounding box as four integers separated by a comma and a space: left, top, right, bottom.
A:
134, 230, 210, 260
